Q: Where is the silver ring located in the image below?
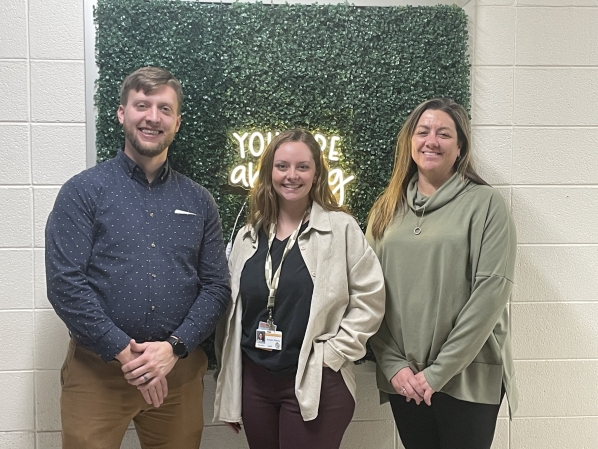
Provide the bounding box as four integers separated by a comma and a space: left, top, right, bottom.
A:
401, 387, 406, 394
143, 374, 149, 383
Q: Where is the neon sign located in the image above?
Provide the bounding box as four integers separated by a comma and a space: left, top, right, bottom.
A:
229, 131, 355, 205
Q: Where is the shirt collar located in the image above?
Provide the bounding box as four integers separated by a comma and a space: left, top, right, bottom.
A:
117, 149, 170, 184
242, 200, 332, 243
303, 201, 331, 233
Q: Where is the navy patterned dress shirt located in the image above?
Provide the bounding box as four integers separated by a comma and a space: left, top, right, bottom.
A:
45, 150, 231, 362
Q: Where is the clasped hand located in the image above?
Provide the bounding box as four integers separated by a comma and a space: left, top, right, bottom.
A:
116, 339, 178, 408
391, 367, 435, 406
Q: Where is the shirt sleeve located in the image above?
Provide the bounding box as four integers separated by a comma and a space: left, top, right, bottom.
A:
368, 318, 411, 383
364, 221, 410, 382
172, 190, 231, 352
323, 218, 386, 371
423, 193, 517, 392
45, 176, 131, 362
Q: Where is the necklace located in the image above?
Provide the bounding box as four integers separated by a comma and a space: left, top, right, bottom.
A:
414, 203, 426, 235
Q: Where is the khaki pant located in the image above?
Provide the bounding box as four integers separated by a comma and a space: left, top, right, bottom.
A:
60, 339, 207, 449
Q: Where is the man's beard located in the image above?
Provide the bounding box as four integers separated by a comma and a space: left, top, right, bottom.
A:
124, 126, 175, 158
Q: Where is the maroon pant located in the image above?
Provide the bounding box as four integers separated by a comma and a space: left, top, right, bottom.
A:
241, 354, 355, 449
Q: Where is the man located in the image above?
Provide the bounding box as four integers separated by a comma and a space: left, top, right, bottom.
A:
45, 66, 231, 449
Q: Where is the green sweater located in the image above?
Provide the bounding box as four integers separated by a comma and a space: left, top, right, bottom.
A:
366, 173, 518, 415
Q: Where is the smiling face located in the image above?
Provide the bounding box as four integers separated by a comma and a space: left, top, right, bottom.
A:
117, 85, 181, 161
411, 109, 461, 186
271, 141, 316, 209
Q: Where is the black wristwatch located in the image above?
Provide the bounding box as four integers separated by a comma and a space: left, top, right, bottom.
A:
167, 335, 188, 359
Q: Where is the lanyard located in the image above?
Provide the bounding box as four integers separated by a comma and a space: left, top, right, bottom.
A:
264, 208, 309, 329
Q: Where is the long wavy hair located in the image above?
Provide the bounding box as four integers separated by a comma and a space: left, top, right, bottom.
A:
248, 129, 346, 230
368, 98, 487, 239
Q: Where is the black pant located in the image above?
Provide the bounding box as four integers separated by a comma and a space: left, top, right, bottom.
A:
389, 391, 503, 449
241, 354, 355, 449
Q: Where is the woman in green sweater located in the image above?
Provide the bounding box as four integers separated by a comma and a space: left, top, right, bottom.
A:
366, 98, 517, 449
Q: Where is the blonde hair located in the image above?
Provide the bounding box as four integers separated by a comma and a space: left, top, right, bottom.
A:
368, 98, 487, 239
120, 66, 183, 114
248, 129, 346, 229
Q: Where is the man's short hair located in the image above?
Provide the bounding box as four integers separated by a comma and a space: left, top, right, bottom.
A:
119, 66, 184, 114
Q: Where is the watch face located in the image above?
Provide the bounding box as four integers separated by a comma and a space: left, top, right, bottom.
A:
169, 337, 186, 357
173, 342, 185, 356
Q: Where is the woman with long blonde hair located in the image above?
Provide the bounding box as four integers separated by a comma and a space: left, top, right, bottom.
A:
367, 98, 518, 449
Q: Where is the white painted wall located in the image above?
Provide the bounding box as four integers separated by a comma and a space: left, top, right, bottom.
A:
0, 0, 596, 447
473, 0, 598, 447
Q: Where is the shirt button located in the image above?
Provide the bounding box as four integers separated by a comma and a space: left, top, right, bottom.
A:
151, 273, 157, 278
311, 271, 316, 277
300, 246, 306, 251
151, 242, 156, 248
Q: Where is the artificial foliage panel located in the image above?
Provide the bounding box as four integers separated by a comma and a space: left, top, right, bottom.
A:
94, 0, 470, 365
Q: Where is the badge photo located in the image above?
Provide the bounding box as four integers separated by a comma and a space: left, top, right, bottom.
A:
255, 330, 267, 348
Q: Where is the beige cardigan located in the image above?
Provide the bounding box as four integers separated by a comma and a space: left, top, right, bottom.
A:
213, 202, 385, 422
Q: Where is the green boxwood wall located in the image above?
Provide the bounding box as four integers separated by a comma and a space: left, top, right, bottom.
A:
95, 0, 470, 365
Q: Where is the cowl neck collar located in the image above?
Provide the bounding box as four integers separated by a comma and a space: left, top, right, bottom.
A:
406, 172, 473, 213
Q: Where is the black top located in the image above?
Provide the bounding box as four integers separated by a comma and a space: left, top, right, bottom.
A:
240, 223, 313, 376
45, 150, 231, 362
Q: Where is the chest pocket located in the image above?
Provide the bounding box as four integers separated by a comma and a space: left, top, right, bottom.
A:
164, 214, 202, 252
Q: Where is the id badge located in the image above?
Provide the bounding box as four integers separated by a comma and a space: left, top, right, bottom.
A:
255, 329, 283, 351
